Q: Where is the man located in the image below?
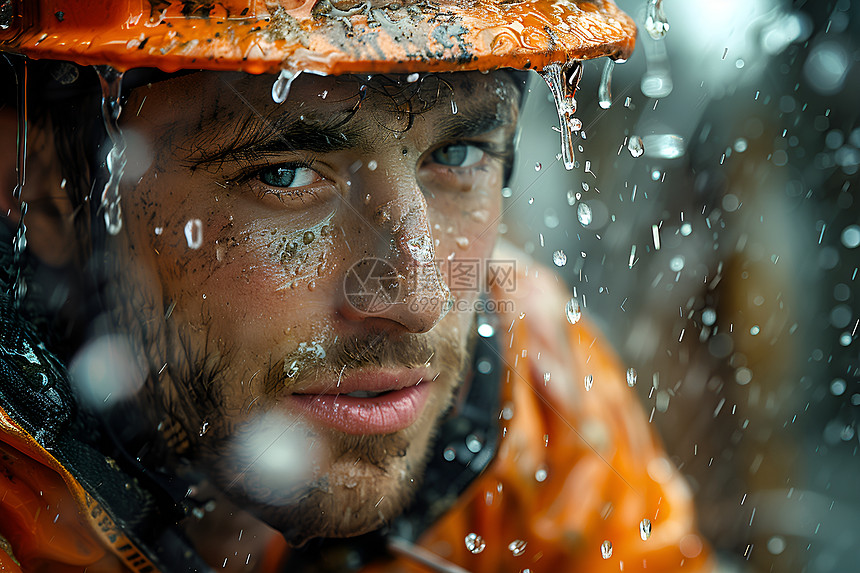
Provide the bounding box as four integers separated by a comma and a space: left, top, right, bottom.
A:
0, 0, 712, 571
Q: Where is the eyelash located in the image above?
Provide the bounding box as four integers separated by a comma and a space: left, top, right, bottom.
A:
228, 157, 319, 197
223, 139, 513, 199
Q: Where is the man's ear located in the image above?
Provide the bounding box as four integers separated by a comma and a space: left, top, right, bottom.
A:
1, 108, 78, 267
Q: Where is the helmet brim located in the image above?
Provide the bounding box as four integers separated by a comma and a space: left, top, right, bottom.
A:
1, 0, 635, 74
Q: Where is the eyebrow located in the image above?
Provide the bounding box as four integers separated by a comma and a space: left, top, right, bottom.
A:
188, 97, 516, 168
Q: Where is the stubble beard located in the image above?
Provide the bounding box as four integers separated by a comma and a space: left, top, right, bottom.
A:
103, 269, 479, 545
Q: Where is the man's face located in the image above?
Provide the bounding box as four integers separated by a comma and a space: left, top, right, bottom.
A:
101, 70, 518, 543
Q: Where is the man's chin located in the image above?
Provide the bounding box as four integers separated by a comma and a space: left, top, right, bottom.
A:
201, 422, 432, 546
249, 446, 425, 546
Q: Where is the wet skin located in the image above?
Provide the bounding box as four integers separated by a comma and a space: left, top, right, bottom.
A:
104, 70, 520, 550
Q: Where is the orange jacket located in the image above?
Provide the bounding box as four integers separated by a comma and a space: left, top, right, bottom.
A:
0, 260, 713, 572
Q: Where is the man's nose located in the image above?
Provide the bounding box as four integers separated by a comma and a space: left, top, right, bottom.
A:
338, 169, 451, 333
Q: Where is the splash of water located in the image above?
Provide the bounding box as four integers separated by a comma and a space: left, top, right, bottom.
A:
95, 66, 126, 235
645, 0, 670, 40
540, 62, 583, 171
272, 69, 327, 104
598, 59, 615, 109
272, 69, 298, 103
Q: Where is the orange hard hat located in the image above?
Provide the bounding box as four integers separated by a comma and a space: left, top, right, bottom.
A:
0, 0, 635, 75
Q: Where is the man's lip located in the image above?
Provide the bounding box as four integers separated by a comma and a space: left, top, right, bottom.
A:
285, 368, 434, 435
290, 368, 430, 396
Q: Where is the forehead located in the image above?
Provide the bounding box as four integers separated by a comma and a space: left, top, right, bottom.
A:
127, 70, 520, 144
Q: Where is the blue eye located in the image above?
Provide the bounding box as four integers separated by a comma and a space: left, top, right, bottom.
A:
258, 165, 319, 188
431, 144, 485, 167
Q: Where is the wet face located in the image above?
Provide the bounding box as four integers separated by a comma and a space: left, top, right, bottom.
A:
103, 70, 518, 543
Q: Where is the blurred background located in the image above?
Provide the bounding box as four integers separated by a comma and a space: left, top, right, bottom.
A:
505, 0, 860, 571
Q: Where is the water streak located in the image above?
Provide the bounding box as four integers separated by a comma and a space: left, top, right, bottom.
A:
598, 59, 615, 109
540, 62, 583, 171
10, 57, 28, 305
95, 66, 127, 235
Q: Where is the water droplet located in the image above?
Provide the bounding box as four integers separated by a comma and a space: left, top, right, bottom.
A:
95, 66, 127, 235
645, 0, 669, 40
627, 368, 638, 387
567, 189, 577, 205
451, 100, 458, 115
455, 236, 470, 249
199, 421, 209, 436
534, 162, 542, 171
367, 160, 378, 171
466, 434, 483, 453
552, 250, 567, 267
680, 222, 692, 236
841, 225, 860, 248
584, 374, 594, 391
565, 298, 582, 324
641, 134, 686, 159
502, 186, 513, 198
640, 518, 652, 540
477, 322, 495, 338
535, 466, 548, 482
184, 219, 203, 249
543, 372, 551, 384
831, 378, 847, 396
540, 61, 583, 171
272, 69, 297, 103
669, 255, 685, 271
627, 135, 645, 158
576, 203, 593, 226
465, 533, 486, 554
508, 540, 528, 557
568, 117, 582, 132
702, 308, 717, 326
407, 235, 434, 263
598, 59, 614, 109
600, 540, 613, 559
767, 535, 786, 555
443, 447, 456, 461
302, 230, 315, 245
406, 72, 420, 83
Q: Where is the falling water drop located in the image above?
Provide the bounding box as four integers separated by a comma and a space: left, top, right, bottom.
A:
627, 368, 638, 387
406, 72, 420, 83
584, 374, 594, 391
451, 100, 458, 115
628, 136, 645, 157
540, 61, 583, 171
640, 518, 652, 540
601, 540, 613, 559
184, 219, 203, 249
552, 250, 567, 267
576, 202, 593, 226
645, 0, 669, 40
598, 59, 614, 109
508, 540, 528, 557
465, 533, 486, 554
272, 69, 297, 103
566, 189, 577, 205
565, 298, 582, 324
95, 65, 127, 235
